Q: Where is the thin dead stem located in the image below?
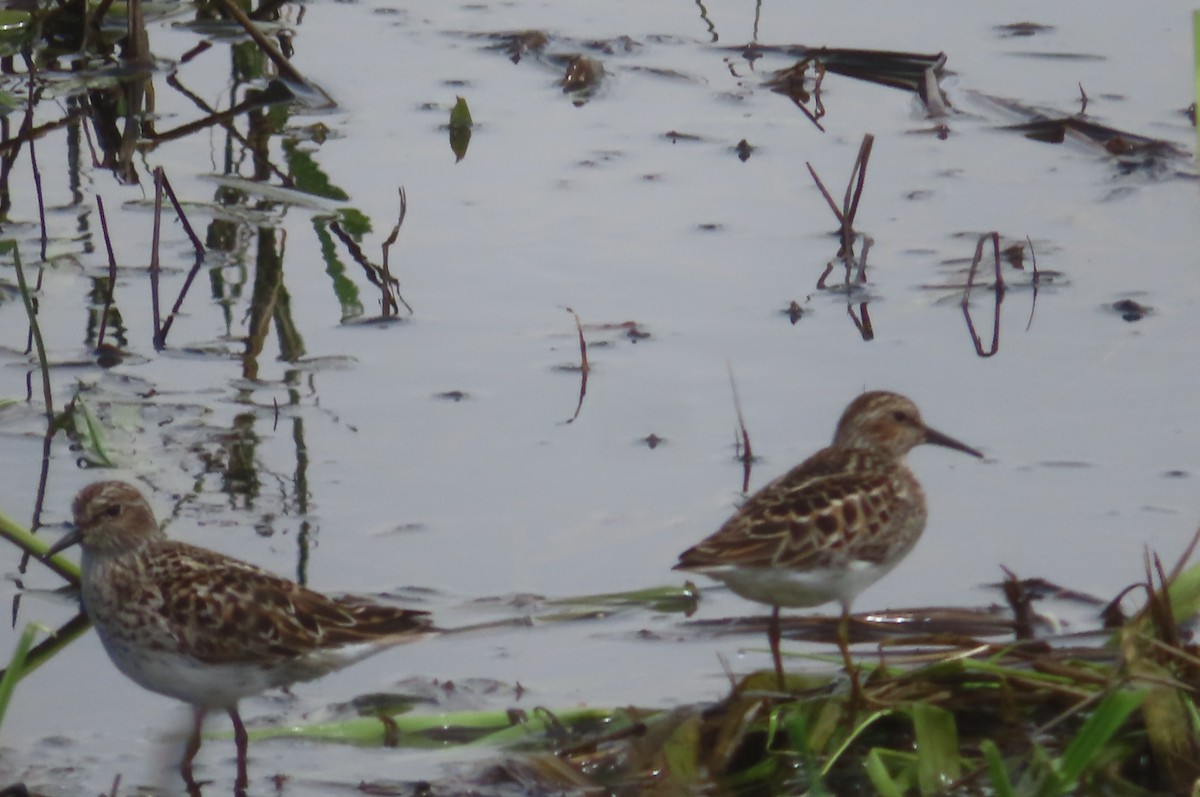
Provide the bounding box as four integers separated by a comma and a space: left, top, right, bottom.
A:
154, 168, 207, 349
961, 232, 1004, 357
563, 307, 588, 424
726, 363, 753, 494
95, 195, 118, 351
12, 247, 51, 421
380, 187, 412, 316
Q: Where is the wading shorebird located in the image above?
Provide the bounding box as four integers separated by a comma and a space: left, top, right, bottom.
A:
47, 481, 434, 794
675, 391, 983, 693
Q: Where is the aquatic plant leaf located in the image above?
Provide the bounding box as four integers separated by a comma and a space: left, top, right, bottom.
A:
72, 395, 118, 467
283, 141, 351, 201
544, 582, 700, 615
338, 207, 373, 238
449, 96, 473, 129
243, 705, 623, 747
314, 220, 364, 321
449, 97, 473, 162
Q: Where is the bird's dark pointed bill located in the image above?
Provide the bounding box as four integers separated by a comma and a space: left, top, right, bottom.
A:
44, 526, 81, 559
924, 427, 983, 458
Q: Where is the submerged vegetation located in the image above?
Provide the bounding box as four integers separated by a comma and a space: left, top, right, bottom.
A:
231, 542, 1200, 796
0, 0, 1196, 794
5, 494, 1198, 794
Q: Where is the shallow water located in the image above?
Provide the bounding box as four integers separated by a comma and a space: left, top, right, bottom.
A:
0, 0, 1198, 793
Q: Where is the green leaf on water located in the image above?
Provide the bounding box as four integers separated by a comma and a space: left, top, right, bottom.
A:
449, 95, 473, 129
449, 96, 473, 162
543, 582, 700, 615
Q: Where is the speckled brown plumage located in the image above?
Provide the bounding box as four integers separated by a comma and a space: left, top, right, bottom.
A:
677, 448, 923, 572
49, 480, 434, 792
674, 391, 983, 691
85, 533, 428, 666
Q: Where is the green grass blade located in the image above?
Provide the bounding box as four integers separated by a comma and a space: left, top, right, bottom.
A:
864, 748, 906, 797
543, 582, 700, 615
1055, 688, 1147, 784
820, 707, 894, 776
0, 623, 44, 729
979, 740, 1015, 797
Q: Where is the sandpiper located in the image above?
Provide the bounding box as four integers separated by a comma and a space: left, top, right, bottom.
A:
46, 481, 434, 793
675, 391, 983, 691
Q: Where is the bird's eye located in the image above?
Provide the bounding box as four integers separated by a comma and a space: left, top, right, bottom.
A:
103, 504, 122, 518
892, 411, 909, 423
